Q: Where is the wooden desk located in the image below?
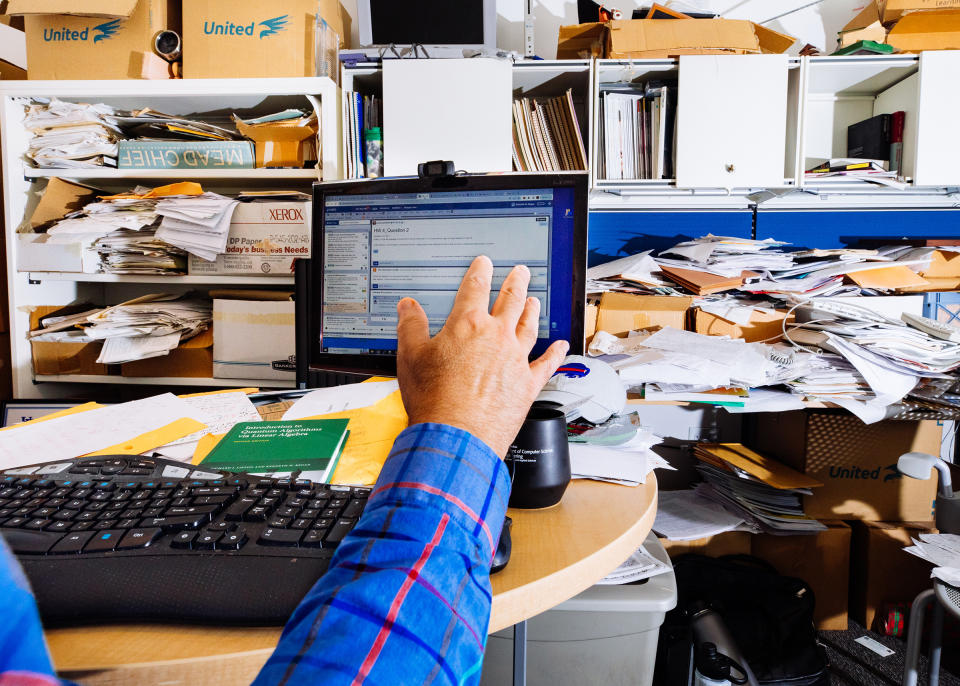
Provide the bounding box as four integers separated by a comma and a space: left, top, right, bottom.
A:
46, 478, 658, 686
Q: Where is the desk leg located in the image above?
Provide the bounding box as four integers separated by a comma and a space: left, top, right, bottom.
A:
513, 620, 527, 686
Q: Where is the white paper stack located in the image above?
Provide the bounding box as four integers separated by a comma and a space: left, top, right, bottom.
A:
596, 545, 673, 585
568, 426, 672, 487
903, 533, 960, 588
155, 193, 239, 261
24, 98, 121, 168
94, 229, 187, 275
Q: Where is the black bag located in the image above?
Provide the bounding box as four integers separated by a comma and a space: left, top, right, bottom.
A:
654, 554, 830, 686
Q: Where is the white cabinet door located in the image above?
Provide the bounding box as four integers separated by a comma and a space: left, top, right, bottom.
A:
676, 54, 789, 189
914, 50, 960, 187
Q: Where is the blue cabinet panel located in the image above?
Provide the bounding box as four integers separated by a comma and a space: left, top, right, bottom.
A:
587, 210, 753, 268
756, 209, 960, 249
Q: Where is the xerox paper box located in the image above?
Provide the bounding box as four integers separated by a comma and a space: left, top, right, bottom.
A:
188, 201, 311, 276
4, 0, 178, 80
182, 0, 350, 78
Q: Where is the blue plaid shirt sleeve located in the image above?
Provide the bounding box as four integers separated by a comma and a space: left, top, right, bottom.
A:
254, 422, 512, 686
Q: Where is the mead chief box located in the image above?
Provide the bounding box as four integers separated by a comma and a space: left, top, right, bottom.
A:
746, 411, 939, 522
182, 0, 350, 78
4, 0, 179, 80
189, 201, 311, 277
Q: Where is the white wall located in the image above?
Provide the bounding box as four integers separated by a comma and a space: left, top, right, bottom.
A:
340, 0, 868, 59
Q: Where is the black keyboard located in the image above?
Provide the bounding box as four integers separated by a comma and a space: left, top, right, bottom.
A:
0, 455, 370, 625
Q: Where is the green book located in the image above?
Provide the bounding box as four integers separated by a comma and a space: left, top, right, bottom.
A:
200, 419, 350, 481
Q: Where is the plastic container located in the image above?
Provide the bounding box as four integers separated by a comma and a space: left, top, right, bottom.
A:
480, 532, 677, 686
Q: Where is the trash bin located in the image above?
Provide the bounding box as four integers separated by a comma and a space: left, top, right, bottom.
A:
480, 532, 677, 686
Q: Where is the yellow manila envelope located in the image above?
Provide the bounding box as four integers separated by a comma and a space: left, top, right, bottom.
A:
696, 443, 823, 490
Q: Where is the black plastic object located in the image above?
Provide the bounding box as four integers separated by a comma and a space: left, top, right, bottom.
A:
505, 405, 571, 509
491, 515, 512, 574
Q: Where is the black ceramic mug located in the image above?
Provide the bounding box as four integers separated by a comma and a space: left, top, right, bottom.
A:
505, 404, 571, 509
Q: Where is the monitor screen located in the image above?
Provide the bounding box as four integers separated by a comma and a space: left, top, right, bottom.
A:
306, 175, 587, 377
368, 0, 485, 46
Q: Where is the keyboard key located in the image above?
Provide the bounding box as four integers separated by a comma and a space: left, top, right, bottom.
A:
120, 508, 145, 520
244, 506, 270, 522
0, 509, 12, 519
141, 507, 164, 518
117, 518, 140, 529
171, 531, 196, 549
312, 518, 334, 529
44, 520, 72, 533
294, 479, 312, 490
121, 468, 152, 476
275, 506, 299, 519
224, 497, 257, 521
51, 509, 78, 521
31, 507, 57, 518
3, 530, 62, 554
220, 530, 247, 550
98, 510, 119, 521
84, 530, 122, 552
1, 517, 28, 529
325, 518, 358, 544
291, 518, 312, 530
321, 508, 341, 519
284, 498, 306, 508
116, 528, 162, 550
302, 529, 326, 548
192, 496, 229, 507
139, 514, 207, 531
195, 532, 222, 549
329, 499, 348, 508
24, 518, 51, 530
258, 528, 303, 546
300, 509, 320, 520
93, 520, 117, 531
88, 491, 112, 502
165, 505, 218, 517
343, 499, 366, 518
50, 488, 72, 499
50, 531, 95, 554
71, 488, 93, 498
94, 481, 114, 490
274, 479, 292, 490
75, 512, 98, 522
69, 521, 93, 532
204, 521, 233, 532
266, 516, 291, 528
191, 487, 235, 497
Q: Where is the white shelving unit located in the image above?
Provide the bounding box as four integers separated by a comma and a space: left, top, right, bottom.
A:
0, 77, 340, 399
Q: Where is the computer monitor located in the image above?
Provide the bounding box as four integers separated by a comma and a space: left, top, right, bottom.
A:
300, 173, 588, 378
357, 0, 497, 53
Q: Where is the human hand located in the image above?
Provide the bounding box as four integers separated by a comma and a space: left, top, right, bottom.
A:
396, 255, 570, 457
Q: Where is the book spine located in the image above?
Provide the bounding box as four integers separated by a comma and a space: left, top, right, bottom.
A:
117, 141, 254, 169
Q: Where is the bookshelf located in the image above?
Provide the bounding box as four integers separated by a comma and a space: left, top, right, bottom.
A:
0, 77, 339, 399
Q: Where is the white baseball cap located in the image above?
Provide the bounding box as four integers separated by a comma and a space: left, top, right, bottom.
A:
536, 355, 627, 424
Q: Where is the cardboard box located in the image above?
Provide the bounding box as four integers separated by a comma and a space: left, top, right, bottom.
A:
122, 328, 213, 378
595, 293, 693, 337
0, 19, 27, 79
839, 2, 888, 48
752, 521, 852, 630
29, 178, 99, 230
850, 521, 937, 630
881, 0, 960, 24
189, 201, 311, 276
17, 234, 99, 273
29, 305, 110, 376
888, 9, 960, 51
746, 411, 939, 522
213, 296, 295, 381
693, 307, 795, 343
234, 116, 318, 169
659, 531, 752, 558
920, 249, 960, 278
584, 301, 599, 346
182, 0, 349, 78
556, 22, 607, 59
605, 19, 795, 58
5, 0, 178, 80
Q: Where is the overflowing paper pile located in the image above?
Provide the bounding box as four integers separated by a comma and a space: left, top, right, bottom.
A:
653, 489, 752, 540
24, 99, 121, 168
903, 533, 960, 588
693, 443, 827, 535
93, 230, 187, 276
155, 193, 240, 261
85, 294, 212, 364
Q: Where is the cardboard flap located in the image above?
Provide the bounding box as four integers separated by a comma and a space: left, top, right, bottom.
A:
557, 22, 607, 58
754, 23, 796, 53
697, 442, 824, 490
843, 2, 883, 32
235, 119, 318, 144
5, 0, 138, 17
881, 0, 960, 24
889, 7, 960, 33
607, 19, 760, 54
30, 178, 99, 229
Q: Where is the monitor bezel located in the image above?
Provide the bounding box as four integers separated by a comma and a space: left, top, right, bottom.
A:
357, 0, 497, 52
305, 172, 588, 378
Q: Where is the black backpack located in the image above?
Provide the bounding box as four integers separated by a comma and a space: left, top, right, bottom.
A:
655, 554, 830, 686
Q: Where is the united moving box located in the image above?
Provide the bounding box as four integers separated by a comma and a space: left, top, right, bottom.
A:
850, 521, 938, 630
189, 201, 311, 276
595, 293, 692, 338
4, 0, 179, 80
182, 0, 350, 78
29, 305, 110, 377
746, 411, 939, 522
213, 292, 295, 381
752, 521, 852, 631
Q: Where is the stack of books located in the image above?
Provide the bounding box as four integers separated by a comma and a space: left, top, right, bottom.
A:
512, 88, 588, 172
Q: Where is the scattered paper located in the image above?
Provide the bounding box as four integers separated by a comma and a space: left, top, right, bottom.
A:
282, 380, 400, 420
653, 489, 748, 540
596, 545, 673, 585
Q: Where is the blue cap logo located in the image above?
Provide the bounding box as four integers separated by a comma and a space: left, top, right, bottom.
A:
553, 363, 590, 379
